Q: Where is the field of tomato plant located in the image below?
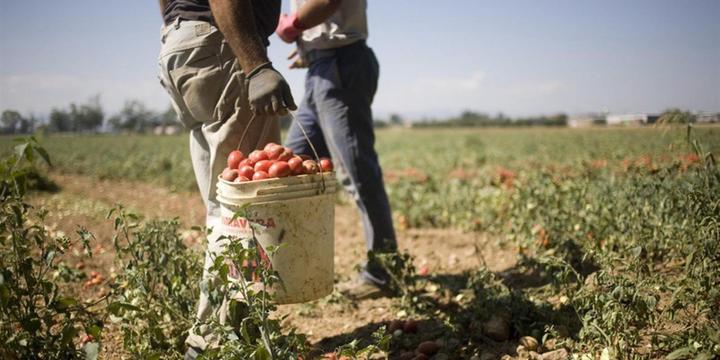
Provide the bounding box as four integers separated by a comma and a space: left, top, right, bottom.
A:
1, 125, 718, 359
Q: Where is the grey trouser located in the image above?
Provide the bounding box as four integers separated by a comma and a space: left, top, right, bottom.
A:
158, 19, 280, 350
285, 41, 397, 285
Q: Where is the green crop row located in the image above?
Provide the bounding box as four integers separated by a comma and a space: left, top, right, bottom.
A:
1, 126, 718, 358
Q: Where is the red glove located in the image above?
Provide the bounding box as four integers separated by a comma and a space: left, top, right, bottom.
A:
276, 13, 307, 43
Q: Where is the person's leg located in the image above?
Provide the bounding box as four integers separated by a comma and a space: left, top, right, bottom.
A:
191, 46, 281, 352
284, 71, 330, 158
158, 20, 280, 351
311, 43, 397, 286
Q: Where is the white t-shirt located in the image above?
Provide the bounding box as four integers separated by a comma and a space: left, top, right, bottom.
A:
292, 0, 368, 51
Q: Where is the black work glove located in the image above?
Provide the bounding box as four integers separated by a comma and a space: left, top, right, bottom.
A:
246, 62, 297, 116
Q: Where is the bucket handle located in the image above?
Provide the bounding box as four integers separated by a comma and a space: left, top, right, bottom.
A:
237, 112, 328, 194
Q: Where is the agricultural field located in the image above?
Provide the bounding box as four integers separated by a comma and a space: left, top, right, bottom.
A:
1, 125, 719, 359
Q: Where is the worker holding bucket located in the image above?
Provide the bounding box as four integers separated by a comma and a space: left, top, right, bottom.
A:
157, 0, 296, 357
276, 0, 399, 299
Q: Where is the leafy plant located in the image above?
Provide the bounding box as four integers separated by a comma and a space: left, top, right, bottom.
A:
0, 137, 103, 359
106, 205, 203, 359
335, 327, 391, 359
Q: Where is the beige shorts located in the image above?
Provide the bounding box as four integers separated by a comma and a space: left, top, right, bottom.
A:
158, 18, 280, 222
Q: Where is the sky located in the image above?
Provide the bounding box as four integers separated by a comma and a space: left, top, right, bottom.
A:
0, 0, 718, 120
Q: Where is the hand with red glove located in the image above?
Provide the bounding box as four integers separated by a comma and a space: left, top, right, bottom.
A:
276, 13, 308, 43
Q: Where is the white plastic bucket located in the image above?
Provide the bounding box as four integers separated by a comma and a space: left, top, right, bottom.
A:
216, 172, 336, 304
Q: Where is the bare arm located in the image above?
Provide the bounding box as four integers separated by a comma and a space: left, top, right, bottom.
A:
208, 0, 269, 74
159, 0, 168, 17
296, 0, 342, 28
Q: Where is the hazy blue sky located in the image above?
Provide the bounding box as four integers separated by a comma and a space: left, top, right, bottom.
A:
1, 0, 718, 119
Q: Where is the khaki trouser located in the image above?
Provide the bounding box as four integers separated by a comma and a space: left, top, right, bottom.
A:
158, 19, 280, 350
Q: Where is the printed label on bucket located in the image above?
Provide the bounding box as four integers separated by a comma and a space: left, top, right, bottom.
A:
221, 215, 277, 231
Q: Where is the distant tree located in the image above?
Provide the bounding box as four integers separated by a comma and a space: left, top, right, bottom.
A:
69, 95, 104, 132
48, 108, 72, 132
1, 110, 24, 134
543, 113, 567, 126
109, 100, 157, 133
373, 118, 388, 128
158, 106, 178, 126
413, 111, 568, 128
17, 114, 35, 134
456, 111, 494, 126
659, 108, 695, 125
389, 113, 403, 126
45, 96, 104, 133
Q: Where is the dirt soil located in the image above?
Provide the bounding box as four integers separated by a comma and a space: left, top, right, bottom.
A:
29, 173, 519, 359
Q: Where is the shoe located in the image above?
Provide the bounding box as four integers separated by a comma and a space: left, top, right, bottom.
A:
337, 276, 393, 300
184, 346, 203, 360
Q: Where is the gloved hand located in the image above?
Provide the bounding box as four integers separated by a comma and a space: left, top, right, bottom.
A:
275, 12, 306, 43
246, 62, 297, 116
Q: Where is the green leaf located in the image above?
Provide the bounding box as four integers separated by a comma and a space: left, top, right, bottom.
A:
666, 347, 693, 360
87, 324, 102, 338
54, 297, 78, 311
253, 346, 271, 360
240, 318, 253, 343
60, 325, 78, 345
107, 301, 142, 315
45, 250, 56, 265
14, 143, 29, 162
34, 146, 52, 166
694, 352, 714, 360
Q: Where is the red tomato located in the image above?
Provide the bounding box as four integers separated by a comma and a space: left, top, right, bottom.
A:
221, 167, 238, 181
238, 158, 255, 168
319, 158, 334, 172
388, 319, 404, 332
227, 150, 244, 169
253, 171, 270, 180
416, 341, 439, 356
266, 145, 284, 160
418, 266, 429, 276
263, 142, 278, 151
288, 156, 304, 175
254, 160, 272, 173
269, 161, 291, 178
235, 176, 250, 182
249, 150, 269, 162
238, 165, 255, 179
403, 319, 418, 333
302, 160, 319, 174
277, 147, 294, 161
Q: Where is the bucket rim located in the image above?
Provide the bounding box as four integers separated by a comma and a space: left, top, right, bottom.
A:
217, 191, 336, 207
218, 171, 334, 187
